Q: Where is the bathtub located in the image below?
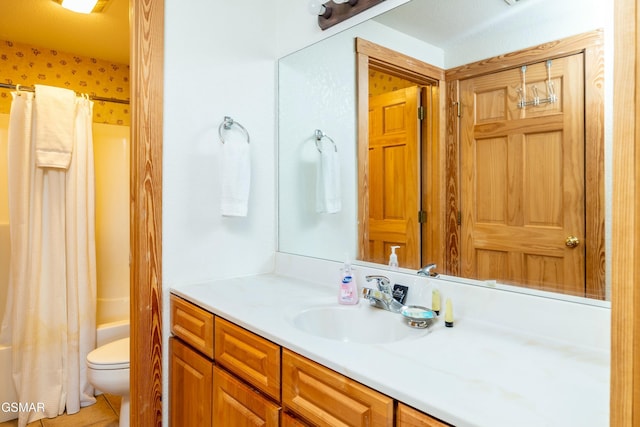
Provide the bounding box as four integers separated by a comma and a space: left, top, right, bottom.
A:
0, 319, 130, 422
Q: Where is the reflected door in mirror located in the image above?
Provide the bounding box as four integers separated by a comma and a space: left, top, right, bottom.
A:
460, 54, 588, 297
364, 86, 421, 269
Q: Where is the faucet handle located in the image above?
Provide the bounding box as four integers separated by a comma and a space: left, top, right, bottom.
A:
365, 275, 392, 293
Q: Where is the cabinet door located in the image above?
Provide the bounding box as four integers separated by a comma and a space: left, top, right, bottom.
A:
282, 411, 311, 426
282, 349, 393, 427
213, 366, 280, 426
169, 337, 213, 427
215, 316, 281, 401
396, 403, 452, 426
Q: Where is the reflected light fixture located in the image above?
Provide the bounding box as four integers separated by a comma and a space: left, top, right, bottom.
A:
53, 0, 110, 14
309, 0, 384, 30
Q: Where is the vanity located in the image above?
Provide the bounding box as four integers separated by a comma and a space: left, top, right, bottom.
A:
169, 254, 609, 426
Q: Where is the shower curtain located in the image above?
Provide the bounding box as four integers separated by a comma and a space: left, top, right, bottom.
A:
1, 86, 97, 426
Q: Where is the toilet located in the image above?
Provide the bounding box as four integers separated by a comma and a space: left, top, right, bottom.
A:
87, 337, 130, 427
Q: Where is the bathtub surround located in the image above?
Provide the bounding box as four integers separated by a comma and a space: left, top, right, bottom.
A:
1, 89, 97, 426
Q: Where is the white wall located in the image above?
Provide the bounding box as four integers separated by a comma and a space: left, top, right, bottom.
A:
162, 0, 279, 418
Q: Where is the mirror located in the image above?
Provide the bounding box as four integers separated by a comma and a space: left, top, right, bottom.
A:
278, 0, 612, 302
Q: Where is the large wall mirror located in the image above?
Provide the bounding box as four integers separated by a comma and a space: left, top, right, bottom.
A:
278, 0, 612, 303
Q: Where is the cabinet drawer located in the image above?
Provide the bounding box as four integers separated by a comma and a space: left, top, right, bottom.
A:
213, 366, 280, 427
396, 403, 452, 427
214, 317, 281, 401
282, 349, 393, 427
170, 295, 214, 359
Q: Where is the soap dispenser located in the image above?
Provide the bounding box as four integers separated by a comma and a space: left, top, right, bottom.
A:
338, 255, 358, 305
388, 246, 400, 270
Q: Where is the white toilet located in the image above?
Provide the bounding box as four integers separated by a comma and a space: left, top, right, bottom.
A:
87, 337, 130, 427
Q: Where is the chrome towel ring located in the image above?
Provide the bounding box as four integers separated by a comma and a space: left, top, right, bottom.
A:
219, 116, 250, 144
314, 129, 337, 152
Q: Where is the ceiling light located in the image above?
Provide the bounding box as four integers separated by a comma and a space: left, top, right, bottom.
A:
53, 0, 111, 14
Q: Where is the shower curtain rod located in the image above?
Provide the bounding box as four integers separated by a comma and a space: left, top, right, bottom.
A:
0, 83, 130, 105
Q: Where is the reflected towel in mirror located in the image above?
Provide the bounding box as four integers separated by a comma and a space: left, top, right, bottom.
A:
316, 139, 341, 214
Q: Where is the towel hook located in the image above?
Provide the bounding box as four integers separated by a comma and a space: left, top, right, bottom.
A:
218, 116, 250, 144
314, 129, 337, 153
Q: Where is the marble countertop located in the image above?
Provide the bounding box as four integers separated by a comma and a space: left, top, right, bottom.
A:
171, 273, 609, 427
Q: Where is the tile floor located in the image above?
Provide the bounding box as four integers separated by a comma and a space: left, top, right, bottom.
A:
0, 394, 121, 427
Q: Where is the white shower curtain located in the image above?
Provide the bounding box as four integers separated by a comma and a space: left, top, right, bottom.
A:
2, 87, 97, 426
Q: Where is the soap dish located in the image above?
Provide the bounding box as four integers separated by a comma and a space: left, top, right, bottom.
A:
400, 305, 437, 329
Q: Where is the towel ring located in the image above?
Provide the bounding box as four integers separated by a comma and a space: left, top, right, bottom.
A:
314, 129, 337, 153
219, 116, 250, 144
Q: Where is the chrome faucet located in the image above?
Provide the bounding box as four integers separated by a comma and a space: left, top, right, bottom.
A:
362, 275, 404, 313
417, 263, 439, 278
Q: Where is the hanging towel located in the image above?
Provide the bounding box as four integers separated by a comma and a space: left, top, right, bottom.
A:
34, 84, 77, 169
316, 140, 341, 214
220, 139, 251, 217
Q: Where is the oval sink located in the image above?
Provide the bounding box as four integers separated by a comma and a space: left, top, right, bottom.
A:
290, 303, 429, 344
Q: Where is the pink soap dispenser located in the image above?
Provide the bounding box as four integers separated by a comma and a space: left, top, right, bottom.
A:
338, 255, 359, 305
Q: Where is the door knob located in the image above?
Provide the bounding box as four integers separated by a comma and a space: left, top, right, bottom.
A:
565, 235, 580, 248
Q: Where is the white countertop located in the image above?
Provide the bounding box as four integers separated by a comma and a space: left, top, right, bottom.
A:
171, 273, 609, 427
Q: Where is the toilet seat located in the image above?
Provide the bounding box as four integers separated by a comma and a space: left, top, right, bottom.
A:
87, 337, 130, 370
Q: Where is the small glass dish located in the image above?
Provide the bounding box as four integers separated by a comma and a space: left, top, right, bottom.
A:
400, 305, 437, 329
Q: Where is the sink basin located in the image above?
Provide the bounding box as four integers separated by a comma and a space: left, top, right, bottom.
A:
290, 303, 429, 344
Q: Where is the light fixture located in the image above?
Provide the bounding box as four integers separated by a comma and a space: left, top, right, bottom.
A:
308, 0, 332, 19
53, 0, 111, 14
310, 0, 385, 30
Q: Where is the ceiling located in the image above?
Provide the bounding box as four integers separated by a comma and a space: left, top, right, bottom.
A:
0, 0, 129, 64
374, 0, 536, 48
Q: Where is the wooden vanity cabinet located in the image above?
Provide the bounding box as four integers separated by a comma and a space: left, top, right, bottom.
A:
170, 294, 452, 427
170, 295, 282, 426
282, 349, 394, 426
396, 403, 452, 427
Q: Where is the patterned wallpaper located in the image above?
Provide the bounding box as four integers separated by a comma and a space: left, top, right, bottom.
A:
369, 70, 415, 97
0, 39, 130, 126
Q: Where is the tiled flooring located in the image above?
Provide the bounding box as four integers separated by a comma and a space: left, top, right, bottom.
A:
0, 394, 120, 427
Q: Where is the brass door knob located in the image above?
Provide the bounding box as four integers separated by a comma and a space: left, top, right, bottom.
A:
565, 235, 580, 248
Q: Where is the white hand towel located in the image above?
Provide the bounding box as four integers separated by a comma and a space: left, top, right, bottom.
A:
221, 139, 251, 217
35, 84, 77, 169
316, 141, 341, 214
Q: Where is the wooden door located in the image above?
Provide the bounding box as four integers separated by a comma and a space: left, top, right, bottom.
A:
365, 86, 421, 269
460, 54, 586, 296
169, 337, 213, 427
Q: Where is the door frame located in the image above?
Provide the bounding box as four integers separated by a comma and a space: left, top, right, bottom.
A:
610, 0, 640, 423
445, 30, 606, 299
355, 38, 446, 270
130, 0, 164, 425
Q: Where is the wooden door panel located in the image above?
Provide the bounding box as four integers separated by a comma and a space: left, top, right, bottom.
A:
365, 87, 421, 268
461, 54, 586, 295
